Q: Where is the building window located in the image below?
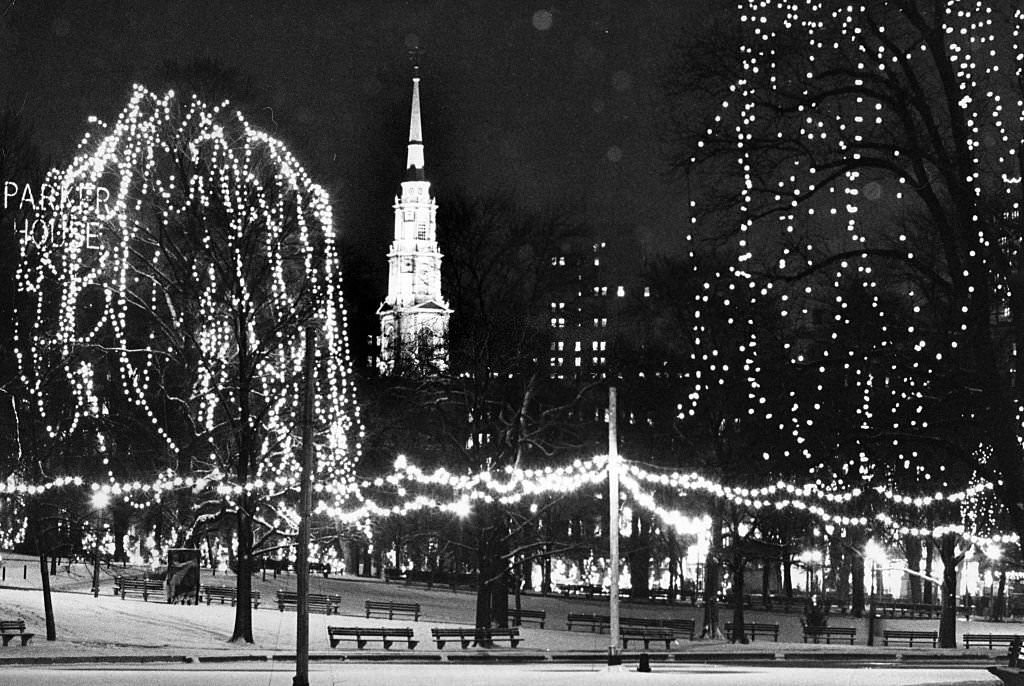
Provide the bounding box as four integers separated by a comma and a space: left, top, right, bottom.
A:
400, 257, 414, 273
617, 285, 625, 297
417, 225, 427, 240
644, 286, 651, 297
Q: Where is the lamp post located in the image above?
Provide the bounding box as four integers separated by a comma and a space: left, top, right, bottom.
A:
90, 492, 110, 597
607, 386, 621, 668
294, 321, 317, 686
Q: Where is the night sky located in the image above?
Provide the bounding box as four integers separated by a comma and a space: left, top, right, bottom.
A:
1, 1, 710, 342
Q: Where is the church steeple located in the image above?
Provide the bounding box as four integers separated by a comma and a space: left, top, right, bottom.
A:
406, 66, 425, 180
376, 61, 451, 376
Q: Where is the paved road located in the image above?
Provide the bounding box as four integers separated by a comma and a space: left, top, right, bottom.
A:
0, 663, 1002, 686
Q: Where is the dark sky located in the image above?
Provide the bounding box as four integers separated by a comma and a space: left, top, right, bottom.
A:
1, 1, 707, 342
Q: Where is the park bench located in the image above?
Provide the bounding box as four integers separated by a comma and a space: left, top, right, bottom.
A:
430, 627, 521, 649
0, 619, 34, 646
328, 626, 417, 649
725, 621, 780, 642
202, 585, 261, 609
620, 627, 676, 650
964, 633, 1024, 650
364, 600, 421, 621
802, 626, 856, 644
883, 629, 937, 647
276, 589, 340, 614
113, 576, 163, 602
567, 612, 609, 632
507, 608, 546, 628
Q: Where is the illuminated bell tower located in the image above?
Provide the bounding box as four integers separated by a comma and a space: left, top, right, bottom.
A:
377, 64, 451, 375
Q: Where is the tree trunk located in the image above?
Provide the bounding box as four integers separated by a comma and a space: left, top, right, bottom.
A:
541, 543, 552, 594
783, 550, 793, 598
627, 512, 651, 600
938, 533, 960, 649
761, 559, 771, 609
993, 570, 1007, 622
700, 509, 724, 639
904, 535, 922, 604
851, 549, 865, 619
38, 551, 56, 641
924, 538, 934, 606
230, 497, 254, 643
730, 554, 748, 644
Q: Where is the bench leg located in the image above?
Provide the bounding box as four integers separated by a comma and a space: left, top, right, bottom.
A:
2, 635, 12, 647
383, 640, 393, 650
357, 639, 367, 649
408, 640, 419, 649
330, 639, 339, 648
435, 640, 445, 649
20, 635, 32, 646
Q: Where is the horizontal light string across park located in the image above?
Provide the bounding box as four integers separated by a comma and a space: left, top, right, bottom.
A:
3, 453, 1017, 548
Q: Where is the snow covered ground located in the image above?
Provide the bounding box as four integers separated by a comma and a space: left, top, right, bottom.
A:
0, 550, 1017, 665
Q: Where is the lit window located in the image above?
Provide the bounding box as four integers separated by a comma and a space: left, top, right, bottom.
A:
600, 341, 606, 351
557, 341, 564, 351
617, 286, 625, 297
594, 258, 600, 266
592, 341, 599, 351
601, 318, 607, 327
574, 356, 581, 367
644, 286, 651, 297
575, 341, 581, 352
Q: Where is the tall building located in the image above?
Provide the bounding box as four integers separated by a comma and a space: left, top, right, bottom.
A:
377, 66, 451, 375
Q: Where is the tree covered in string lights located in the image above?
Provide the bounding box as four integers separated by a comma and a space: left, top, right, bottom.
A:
14, 86, 362, 643
673, 0, 1024, 607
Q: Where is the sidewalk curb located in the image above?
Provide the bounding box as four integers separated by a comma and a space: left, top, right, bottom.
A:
0, 650, 1005, 668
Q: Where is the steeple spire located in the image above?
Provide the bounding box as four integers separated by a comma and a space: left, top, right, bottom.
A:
406, 56, 425, 180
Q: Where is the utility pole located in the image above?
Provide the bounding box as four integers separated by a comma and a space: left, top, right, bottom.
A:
294, 322, 317, 686
607, 386, 621, 667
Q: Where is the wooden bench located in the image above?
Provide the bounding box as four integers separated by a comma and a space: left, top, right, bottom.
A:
507, 608, 546, 628
0, 620, 34, 646
276, 589, 340, 614
203, 585, 261, 609
964, 633, 1024, 649
802, 626, 856, 644
430, 627, 521, 649
883, 629, 937, 647
725, 621, 780, 641
567, 612, 609, 632
113, 576, 163, 601
620, 627, 676, 650
364, 600, 420, 621
328, 626, 417, 649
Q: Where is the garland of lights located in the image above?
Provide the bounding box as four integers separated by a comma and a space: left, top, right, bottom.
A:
3, 453, 1018, 548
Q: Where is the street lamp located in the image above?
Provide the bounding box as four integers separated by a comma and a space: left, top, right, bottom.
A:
90, 492, 110, 597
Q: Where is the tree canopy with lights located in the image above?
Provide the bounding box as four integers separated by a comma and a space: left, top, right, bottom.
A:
14, 85, 362, 641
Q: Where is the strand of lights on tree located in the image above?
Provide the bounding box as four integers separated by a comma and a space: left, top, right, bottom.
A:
13, 85, 362, 496
683, 1, 1024, 511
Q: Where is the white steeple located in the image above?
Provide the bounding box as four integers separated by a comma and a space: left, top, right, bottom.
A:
377, 63, 451, 376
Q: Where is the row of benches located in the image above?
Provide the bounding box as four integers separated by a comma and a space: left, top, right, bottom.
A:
328, 626, 521, 650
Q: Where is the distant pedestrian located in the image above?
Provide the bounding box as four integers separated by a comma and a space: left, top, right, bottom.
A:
963, 592, 972, 621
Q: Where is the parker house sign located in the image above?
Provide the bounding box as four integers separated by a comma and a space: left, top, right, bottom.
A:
4, 181, 112, 251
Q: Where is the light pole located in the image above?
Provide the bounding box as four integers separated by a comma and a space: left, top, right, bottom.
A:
607, 386, 621, 668
90, 492, 110, 597
294, 321, 317, 686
